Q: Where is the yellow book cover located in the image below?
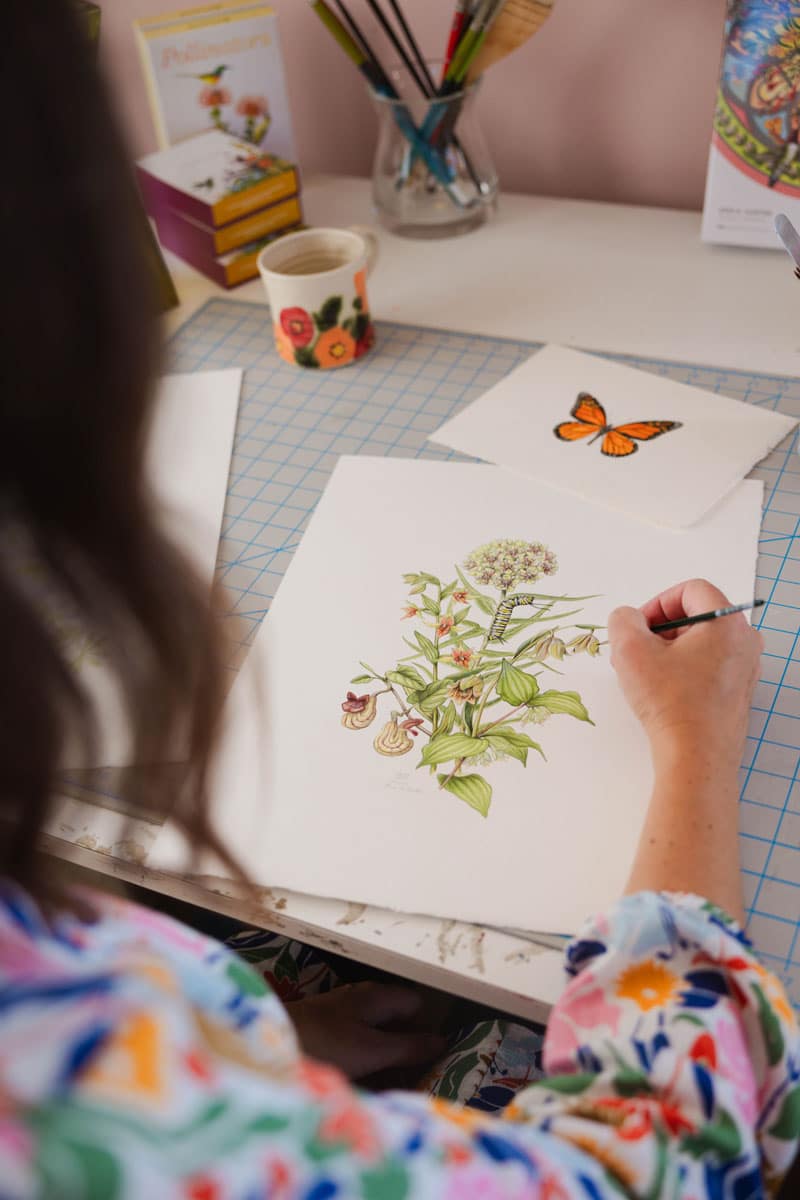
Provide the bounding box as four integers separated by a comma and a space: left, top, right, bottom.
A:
133, 2, 295, 159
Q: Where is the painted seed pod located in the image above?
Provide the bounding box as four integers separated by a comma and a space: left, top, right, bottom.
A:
373, 717, 414, 757
341, 694, 378, 730
567, 632, 601, 656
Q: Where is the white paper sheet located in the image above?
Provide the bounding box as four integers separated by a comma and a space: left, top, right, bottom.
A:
60, 369, 241, 767
151, 457, 764, 935
148, 370, 241, 581
431, 345, 795, 529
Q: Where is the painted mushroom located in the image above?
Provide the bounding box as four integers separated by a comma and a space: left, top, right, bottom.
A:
341, 692, 378, 730
373, 716, 413, 756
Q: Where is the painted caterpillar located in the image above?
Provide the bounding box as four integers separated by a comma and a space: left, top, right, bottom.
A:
488, 593, 540, 642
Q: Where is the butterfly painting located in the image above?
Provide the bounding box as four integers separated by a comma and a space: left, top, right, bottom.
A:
553, 393, 683, 458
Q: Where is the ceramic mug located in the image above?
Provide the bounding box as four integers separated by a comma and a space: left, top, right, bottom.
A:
257, 226, 379, 368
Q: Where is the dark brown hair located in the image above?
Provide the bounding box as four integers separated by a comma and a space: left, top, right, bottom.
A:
0, 1, 236, 890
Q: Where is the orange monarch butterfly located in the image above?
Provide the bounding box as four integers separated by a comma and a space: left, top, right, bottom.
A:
553, 393, 682, 458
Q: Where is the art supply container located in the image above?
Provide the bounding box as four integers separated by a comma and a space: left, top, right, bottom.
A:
370, 67, 497, 239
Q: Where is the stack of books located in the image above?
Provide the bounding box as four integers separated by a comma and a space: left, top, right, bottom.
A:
137, 129, 303, 288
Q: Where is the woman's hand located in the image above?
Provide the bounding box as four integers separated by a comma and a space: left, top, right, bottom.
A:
608, 578, 762, 769
287, 982, 446, 1081
608, 579, 763, 920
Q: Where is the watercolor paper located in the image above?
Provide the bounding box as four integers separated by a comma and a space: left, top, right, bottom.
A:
60, 369, 241, 767
151, 456, 763, 935
431, 345, 795, 528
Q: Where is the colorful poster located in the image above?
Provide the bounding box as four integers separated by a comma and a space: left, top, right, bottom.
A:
703, 2, 800, 245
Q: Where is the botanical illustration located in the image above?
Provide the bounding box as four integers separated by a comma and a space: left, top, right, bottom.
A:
274, 270, 375, 368
714, 4, 800, 193
340, 539, 602, 817
192, 146, 296, 200
181, 64, 272, 145
554, 393, 682, 458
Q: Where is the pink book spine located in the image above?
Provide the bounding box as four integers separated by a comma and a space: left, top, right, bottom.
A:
154, 213, 229, 287
136, 165, 213, 227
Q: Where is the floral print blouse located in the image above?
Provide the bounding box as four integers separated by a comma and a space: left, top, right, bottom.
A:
0, 886, 797, 1199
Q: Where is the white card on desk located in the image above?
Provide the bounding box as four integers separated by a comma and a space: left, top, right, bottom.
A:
150, 457, 763, 936
431, 345, 795, 528
59, 369, 241, 767
148, 370, 241, 581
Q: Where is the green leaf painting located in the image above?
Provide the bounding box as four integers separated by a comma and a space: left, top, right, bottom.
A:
340, 538, 601, 817
438, 772, 493, 817
497, 660, 539, 705
421, 733, 486, 766
529, 689, 594, 723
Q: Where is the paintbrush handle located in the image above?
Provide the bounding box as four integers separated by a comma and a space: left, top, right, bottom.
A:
442, 1, 470, 82
308, 0, 460, 189
649, 599, 764, 634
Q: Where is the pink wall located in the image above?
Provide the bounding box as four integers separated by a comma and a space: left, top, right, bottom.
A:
99, 0, 727, 211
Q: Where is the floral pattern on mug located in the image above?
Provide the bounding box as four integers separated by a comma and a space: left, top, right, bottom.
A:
275, 272, 376, 369
280, 307, 314, 348
274, 321, 295, 364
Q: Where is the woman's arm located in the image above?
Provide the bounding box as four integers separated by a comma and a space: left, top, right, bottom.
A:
608, 578, 762, 921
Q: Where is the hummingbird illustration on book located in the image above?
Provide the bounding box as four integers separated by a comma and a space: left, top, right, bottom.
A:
179, 64, 229, 85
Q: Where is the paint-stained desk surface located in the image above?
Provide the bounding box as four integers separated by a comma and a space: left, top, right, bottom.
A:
49, 295, 800, 1018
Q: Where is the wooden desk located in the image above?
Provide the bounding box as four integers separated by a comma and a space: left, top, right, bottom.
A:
45, 176, 798, 1023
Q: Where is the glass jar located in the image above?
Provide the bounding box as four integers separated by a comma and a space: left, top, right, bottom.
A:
370, 68, 498, 239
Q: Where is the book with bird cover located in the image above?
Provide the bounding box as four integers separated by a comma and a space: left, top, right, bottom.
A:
133, 1, 296, 160
702, 2, 800, 247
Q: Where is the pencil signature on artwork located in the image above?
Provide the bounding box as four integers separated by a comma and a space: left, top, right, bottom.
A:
553, 393, 682, 458
340, 539, 602, 818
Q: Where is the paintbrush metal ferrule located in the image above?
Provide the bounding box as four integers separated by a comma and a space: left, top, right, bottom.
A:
775, 213, 800, 273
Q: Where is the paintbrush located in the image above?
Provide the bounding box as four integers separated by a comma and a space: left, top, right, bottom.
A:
775, 213, 800, 279
466, 0, 556, 81
386, 0, 438, 95
307, 0, 461, 193
649, 599, 764, 634
363, 0, 432, 97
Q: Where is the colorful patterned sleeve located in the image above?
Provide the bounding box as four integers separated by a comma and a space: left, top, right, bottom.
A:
4, 889, 799, 1198
507, 891, 800, 1198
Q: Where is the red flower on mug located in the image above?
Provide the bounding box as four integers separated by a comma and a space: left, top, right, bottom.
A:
354, 321, 375, 360
280, 307, 314, 348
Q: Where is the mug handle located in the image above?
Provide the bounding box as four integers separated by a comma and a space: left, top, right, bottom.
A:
348, 224, 380, 276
